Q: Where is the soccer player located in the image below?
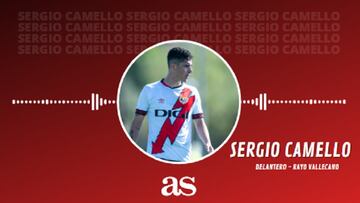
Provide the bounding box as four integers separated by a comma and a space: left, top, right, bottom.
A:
129, 47, 214, 162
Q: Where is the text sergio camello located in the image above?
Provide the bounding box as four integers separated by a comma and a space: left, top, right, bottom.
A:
230, 142, 351, 158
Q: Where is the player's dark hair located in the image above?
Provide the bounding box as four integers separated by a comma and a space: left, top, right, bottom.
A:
167, 47, 193, 67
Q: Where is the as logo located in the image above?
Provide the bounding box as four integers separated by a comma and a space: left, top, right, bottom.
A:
161, 176, 196, 197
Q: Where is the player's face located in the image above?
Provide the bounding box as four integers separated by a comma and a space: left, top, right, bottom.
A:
175, 59, 192, 82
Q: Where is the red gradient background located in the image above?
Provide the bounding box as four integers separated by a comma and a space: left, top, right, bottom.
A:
1, 0, 360, 202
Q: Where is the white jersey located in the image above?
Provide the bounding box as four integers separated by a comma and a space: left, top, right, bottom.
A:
135, 79, 204, 162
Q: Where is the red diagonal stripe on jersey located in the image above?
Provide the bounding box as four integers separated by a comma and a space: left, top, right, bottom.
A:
152, 89, 195, 154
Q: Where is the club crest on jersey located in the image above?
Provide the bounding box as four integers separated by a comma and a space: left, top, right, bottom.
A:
179, 88, 192, 104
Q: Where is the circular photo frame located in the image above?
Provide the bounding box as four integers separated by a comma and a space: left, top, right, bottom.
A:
117, 40, 241, 164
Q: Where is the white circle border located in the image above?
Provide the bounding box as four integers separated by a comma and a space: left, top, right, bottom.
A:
116, 39, 242, 165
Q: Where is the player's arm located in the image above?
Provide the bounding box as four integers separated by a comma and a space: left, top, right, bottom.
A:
193, 118, 214, 153
129, 114, 145, 142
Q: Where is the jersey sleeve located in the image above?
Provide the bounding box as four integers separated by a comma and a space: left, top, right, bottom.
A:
192, 88, 204, 119
135, 86, 150, 115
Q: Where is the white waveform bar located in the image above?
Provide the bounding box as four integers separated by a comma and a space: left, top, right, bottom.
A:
241, 93, 347, 111
11, 93, 116, 111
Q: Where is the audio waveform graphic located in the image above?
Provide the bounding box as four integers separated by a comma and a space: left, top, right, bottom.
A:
11, 93, 347, 112
241, 93, 347, 111
11, 93, 116, 111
